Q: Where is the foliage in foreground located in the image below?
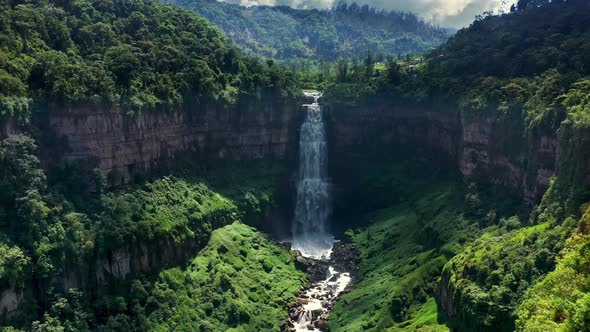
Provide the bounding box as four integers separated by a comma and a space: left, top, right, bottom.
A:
516, 205, 590, 332
440, 182, 577, 331
6, 223, 304, 331
0, 134, 246, 328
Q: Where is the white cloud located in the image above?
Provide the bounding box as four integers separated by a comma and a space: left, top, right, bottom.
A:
219, 0, 515, 28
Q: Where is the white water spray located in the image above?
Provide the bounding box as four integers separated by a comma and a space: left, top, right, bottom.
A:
291, 92, 335, 259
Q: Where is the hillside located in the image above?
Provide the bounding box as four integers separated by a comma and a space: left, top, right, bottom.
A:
165, 0, 449, 61
0, 0, 303, 329
0, 0, 299, 123
321, 1, 590, 331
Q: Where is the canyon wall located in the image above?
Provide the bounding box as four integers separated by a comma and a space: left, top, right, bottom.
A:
37, 98, 302, 184
1, 98, 302, 322
0, 119, 20, 139
327, 102, 588, 332
326, 103, 459, 163
459, 112, 559, 201
326, 103, 559, 202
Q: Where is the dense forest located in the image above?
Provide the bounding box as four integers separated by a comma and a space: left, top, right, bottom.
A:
0, 0, 300, 122
0, 129, 296, 330
166, 0, 449, 61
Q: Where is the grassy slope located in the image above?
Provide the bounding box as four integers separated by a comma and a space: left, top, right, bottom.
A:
146, 222, 306, 331
329, 179, 476, 331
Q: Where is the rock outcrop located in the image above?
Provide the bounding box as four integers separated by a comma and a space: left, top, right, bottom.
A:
326, 104, 459, 165
326, 103, 559, 202
0, 120, 20, 139
0, 289, 24, 320
459, 112, 559, 201
38, 99, 301, 183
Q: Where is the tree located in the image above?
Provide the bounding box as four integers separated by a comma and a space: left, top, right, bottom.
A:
386, 59, 402, 85
364, 50, 375, 78
0, 135, 46, 206
336, 58, 349, 82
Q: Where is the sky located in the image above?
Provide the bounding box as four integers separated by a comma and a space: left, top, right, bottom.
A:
219, 0, 514, 28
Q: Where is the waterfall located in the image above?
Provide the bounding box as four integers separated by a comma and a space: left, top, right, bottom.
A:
290, 92, 352, 332
291, 92, 335, 259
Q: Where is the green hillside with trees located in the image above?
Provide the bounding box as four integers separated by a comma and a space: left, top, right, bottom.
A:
167, 0, 449, 61
318, 1, 590, 331
0, 0, 300, 123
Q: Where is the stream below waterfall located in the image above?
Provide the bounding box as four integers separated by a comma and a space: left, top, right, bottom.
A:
287, 92, 353, 331
289, 253, 352, 331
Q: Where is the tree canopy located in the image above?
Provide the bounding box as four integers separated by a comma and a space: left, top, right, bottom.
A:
0, 0, 300, 121
168, 0, 450, 61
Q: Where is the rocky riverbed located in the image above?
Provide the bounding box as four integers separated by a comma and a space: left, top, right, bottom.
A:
285, 240, 359, 331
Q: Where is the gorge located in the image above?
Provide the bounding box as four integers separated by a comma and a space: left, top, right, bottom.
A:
2, 0, 590, 331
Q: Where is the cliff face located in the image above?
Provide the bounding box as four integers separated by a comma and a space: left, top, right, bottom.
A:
326, 103, 566, 331
51, 236, 201, 292
326, 103, 559, 202
39, 99, 301, 183
0, 120, 20, 139
1, 98, 302, 322
326, 104, 459, 164
459, 112, 559, 201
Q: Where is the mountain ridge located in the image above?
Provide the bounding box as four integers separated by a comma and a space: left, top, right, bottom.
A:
165, 0, 450, 60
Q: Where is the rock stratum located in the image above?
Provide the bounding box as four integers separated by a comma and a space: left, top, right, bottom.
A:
327, 103, 563, 203
34, 99, 301, 184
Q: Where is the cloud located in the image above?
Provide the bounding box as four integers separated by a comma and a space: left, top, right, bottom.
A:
219, 0, 514, 28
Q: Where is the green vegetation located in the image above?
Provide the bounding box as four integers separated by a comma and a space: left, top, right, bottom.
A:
8, 222, 304, 331
0, 0, 300, 122
0, 129, 304, 331
441, 187, 577, 331
170, 0, 449, 61
436, 142, 589, 332
96, 177, 238, 253
144, 222, 305, 331
321, 6, 590, 328
2, 0, 590, 331
0, 134, 248, 328
329, 188, 467, 331
174, 159, 290, 231
0, 238, 30, 291
516, 205, 590, 331
321, 1, 590, 113
328, 159, 520, 331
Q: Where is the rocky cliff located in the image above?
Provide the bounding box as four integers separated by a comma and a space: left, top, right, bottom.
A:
0, 120, 20, 139
1, 98, 302, 322
37, 99, 301, 184
459, 112, 559, 201
326, 104, 459, 164
326, 103, 559, 203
